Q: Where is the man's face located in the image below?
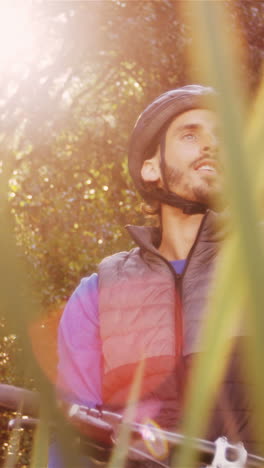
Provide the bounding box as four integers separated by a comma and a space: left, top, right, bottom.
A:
159, 108, 222, 206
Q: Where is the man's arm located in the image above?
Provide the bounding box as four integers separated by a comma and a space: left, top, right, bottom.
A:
57, 273, 103, 407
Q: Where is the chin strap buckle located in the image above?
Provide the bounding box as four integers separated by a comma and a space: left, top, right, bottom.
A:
207, 437, 248, 468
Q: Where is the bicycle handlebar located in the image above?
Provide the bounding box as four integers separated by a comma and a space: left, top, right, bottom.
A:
0, 384, 39, 416
1, 384, 264, 467
65, 403, 264, 468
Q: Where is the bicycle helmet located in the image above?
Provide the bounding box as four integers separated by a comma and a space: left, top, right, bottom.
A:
128, 84, 217, 214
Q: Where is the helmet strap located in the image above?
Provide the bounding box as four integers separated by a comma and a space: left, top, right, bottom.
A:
152, 188, 207, 214
159, 133, 170, 191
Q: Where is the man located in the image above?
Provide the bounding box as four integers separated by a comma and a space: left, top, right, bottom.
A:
55, 85, 257, 466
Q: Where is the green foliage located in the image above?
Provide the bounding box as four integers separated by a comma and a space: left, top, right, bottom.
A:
1, 0, 262, 309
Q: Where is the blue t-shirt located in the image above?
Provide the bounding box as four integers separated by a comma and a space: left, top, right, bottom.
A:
171, 259, 186, 275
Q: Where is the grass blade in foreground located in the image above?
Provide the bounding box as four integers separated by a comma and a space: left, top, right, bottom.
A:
175, 2, 264, 466
108, 359, 145, 468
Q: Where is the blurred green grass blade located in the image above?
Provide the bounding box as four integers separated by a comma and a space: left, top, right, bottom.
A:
4, 414, 24, 468
175, 1, 264, 464
246, 75, 264, 201
108, 359, 144, 468
0, 118, 52, 467
183, 0, 264, 391
30, 408, 48, 468
187, 6, 264, 437
173, 239, 246, 467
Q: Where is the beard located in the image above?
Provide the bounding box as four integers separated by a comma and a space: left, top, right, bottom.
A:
164, 163, 222, 208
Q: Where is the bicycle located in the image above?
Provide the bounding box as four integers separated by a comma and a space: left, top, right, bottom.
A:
1, 383, 264, 468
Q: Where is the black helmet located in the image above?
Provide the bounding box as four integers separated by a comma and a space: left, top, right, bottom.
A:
128, 84, 217, 214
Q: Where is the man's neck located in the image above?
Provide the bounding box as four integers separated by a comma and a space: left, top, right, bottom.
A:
158, 204, 205, 261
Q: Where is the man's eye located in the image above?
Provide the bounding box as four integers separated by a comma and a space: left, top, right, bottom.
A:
183, 133, 196, 141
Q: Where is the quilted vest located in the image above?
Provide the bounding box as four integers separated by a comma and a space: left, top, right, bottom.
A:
98, 212, 262, 452
98, 212, 221, 427
98, 244, 183, 427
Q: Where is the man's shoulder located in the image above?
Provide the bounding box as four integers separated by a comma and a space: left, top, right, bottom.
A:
99, 247, 140, 269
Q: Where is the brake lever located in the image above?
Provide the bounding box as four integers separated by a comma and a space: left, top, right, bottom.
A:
207, 437, 247, 468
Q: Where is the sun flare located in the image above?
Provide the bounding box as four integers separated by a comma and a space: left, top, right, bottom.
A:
0, 3, 35, 66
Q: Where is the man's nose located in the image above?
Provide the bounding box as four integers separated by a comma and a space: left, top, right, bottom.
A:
202, 133, 219, 155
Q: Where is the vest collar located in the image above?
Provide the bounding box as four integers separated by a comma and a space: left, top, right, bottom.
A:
125, 224, 162, 256
126, 209, 228, 254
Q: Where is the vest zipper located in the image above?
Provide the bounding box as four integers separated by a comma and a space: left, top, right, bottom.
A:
127, 214, 210, 403
139, 247, 184, 358
175, 210, 209, 399
128, 213, 209, 360
147, 255, 184, 359
178, 210, 209, 297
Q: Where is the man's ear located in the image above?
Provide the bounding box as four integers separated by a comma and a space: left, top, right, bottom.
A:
141, 157, 161, 183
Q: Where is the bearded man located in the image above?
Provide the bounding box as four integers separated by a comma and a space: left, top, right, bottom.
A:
54, 85, 259, 467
